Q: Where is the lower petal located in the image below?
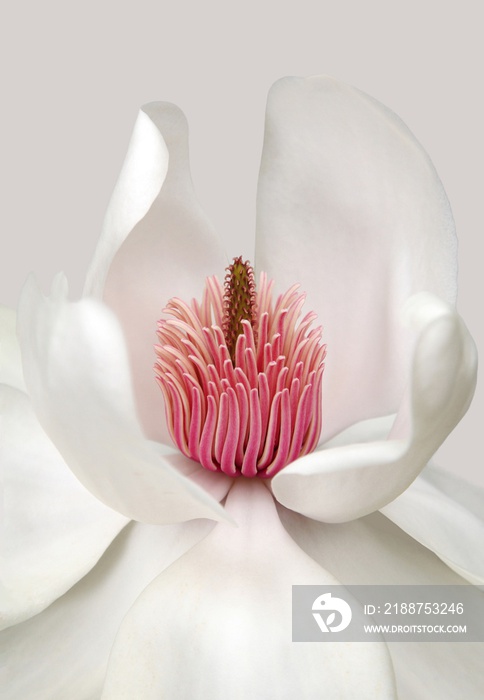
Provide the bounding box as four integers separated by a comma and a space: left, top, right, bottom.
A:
1, 385, 128, 630
1, 519, 214, 699
102, 481, 396, 699
278, 506, 478, 586
278, 507, 484, 698
389, 641, 484, 700
381, 465, 484, 584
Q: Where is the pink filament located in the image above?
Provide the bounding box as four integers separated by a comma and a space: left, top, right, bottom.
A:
154, 273, 326, 478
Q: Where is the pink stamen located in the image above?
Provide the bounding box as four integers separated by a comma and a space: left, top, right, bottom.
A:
154, 267, 326, 478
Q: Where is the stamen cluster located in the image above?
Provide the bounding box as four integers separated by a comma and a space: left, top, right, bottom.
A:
155, 263, 326, 478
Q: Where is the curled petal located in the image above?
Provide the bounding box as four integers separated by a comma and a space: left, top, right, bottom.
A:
16, 275, 231, 525
271, 293, 477, 521
84, 108, 169, 298
256, 75, 457, 439
101, 481, 396, 699
102, 102, 226, 444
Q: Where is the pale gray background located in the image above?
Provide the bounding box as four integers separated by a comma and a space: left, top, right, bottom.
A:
1, 0, 482, 486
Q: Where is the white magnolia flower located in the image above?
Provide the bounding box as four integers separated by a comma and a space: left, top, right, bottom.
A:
1, 76, 482, 699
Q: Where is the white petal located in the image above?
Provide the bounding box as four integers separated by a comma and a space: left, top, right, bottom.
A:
0, 306, 25, 392
389, 641, 484, 700
272, 294, 477, 522
278, 508, 484, 699
381, 466, 484, 584
102, 481, 396, 700
322, 414, 396, 447
416, 464, 484, 522
84, 107, 169, 298
17, 275, 232, 525
256, 75, 457, 439
1, 519, 214, 700
0, 385, 128, 630
102, 102, 226, 443
278, 506, 478, 585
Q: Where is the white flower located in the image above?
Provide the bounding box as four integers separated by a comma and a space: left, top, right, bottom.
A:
1, 76, 482, 699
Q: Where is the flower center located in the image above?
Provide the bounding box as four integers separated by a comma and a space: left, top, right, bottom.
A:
154, 257, 326, 478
